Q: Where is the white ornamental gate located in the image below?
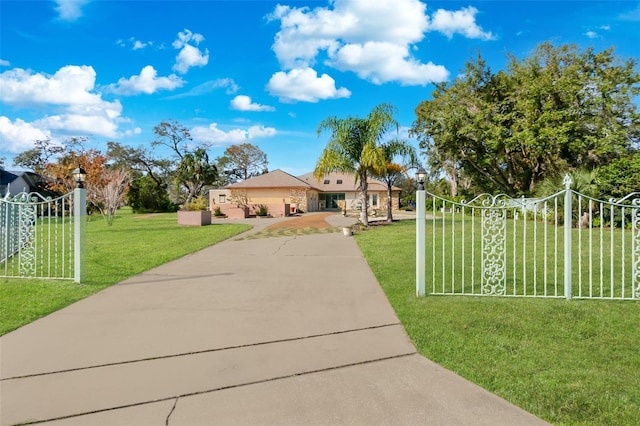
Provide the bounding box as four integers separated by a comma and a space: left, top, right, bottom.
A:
416, 178, 640, 300
1, 189, 85, 282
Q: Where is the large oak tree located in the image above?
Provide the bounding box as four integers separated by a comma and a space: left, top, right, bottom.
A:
411, 42, 640, 196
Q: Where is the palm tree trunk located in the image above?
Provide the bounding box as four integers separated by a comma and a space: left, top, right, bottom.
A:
386, 184, 393, 223
359, 171, 368, 226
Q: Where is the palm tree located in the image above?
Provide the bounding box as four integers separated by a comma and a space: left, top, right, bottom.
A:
175, 148, 218, 203
315, 103, 398, 226
375, 139, 418, 223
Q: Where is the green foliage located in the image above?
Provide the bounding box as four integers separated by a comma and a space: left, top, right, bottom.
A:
0, 208, 251, 335
255, 204, 269, 216
315, 103, 399, 225
175, 148, 218, 204
355, 221, 640, 425
598, 151, 640, 199
374, 139, 418, 222
127, 174, 177, 213
182, 195, 208, 211
12, 138, 65, 175
411, 42, 640, 196
215, 143, 268, 185
213, 206, 224, 217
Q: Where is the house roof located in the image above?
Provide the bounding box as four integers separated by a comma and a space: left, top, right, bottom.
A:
224, 169, 401, 193
297, 171, 400, 192
0, 170, 19, 186
225, 169, 313, 189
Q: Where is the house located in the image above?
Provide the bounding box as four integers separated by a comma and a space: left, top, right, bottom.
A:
298, 171, 401, 213
0, 170, 48, 198
209, 169, 401, 218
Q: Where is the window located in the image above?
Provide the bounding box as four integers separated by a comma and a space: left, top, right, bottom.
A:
323, 179, 330, 184
337, 179, 343, 184
370, 194, 378, 207
219, 194, 226, 203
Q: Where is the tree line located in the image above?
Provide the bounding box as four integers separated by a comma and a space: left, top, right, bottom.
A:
9, 121, 269, 224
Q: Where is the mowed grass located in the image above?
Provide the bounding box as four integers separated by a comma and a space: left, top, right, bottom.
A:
0, 208, 251, 335
355, 220, 640, 426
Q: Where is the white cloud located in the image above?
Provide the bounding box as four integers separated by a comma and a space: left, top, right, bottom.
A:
0, 59, 10, 67
429, 7, 495, 40
107, 66, 184, 95
117, 37, 153, 50
585, 31, 599, 39
165, 78, 239, 99
620, 4, 640, 21
0, 117, 51, 153
191, 123, 276, 146
1, 65, 112, 108
230, 95, 275, 111
328, 41, 448, 85
248, 125, 277, 138
266, 67, 351, 103
0, 65, 126, 145
268, 0, 492, 86
53, 0, 89, 21
34, 113, 119, 137
172, 29, 209, 74
132, 40, 148, 50
124, 127, 142, 136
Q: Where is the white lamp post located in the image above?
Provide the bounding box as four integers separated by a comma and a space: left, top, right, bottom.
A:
416, 167, 426, 297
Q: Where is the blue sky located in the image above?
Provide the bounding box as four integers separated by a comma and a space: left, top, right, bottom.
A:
1, 0, 639, 176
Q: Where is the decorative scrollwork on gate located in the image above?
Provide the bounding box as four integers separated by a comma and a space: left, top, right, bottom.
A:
480, 195, 508, 296
15, 193, 38, 277
632, 199, 640, 299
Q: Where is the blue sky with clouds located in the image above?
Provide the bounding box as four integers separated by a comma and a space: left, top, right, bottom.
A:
1, 0, 639, 176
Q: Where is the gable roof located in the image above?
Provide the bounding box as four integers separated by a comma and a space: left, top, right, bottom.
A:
225, 169, 314, 190
0, 170, 19, 186
297, 171, 400, 192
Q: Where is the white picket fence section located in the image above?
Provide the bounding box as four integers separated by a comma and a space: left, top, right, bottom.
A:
0, 190, 81, 281
418, 179, 640, 300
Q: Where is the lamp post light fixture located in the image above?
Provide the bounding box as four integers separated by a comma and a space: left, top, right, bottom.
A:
72, 167, 87, 189
72, 166, 87, 283
415, 166, 427, 297
416, 166, 427, 191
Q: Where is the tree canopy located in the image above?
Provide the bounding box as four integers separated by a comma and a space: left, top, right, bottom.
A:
410, 42, 640, 196
373, 139, 418, 222
215, 143, 268, 185
315, 102, 399, 225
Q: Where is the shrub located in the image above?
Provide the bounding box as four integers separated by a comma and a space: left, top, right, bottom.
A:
256, 204, 269, 216
183, 196, 208, 211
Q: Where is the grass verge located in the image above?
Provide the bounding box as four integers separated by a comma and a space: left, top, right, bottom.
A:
0, 209, 251, 335
355, 220, 640, 425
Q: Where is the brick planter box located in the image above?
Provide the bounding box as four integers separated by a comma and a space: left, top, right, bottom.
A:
177, 210, 211, 226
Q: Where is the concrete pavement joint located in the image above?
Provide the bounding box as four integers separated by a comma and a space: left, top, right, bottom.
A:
1, 323, 406, 381
118, 272, 235, 285
15, 352, 418, 425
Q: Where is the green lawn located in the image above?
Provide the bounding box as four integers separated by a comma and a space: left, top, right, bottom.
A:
355, 220, 640, 426
0, 208, 251, 335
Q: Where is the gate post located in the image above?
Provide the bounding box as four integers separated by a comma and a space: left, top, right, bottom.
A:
563, 175, 572, 300
73, 184, 87, 283
416, 168, 426, 297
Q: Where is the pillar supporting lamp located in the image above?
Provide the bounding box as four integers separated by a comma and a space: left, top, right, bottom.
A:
416, 167, 427, 191
72, 167, 87, 189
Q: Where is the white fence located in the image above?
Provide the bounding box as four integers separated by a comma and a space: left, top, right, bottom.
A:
417, 179, 640, 300
1, 190, 84, 281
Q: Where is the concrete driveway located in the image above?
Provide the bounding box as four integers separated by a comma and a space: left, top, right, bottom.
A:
0, 214, 547, 425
